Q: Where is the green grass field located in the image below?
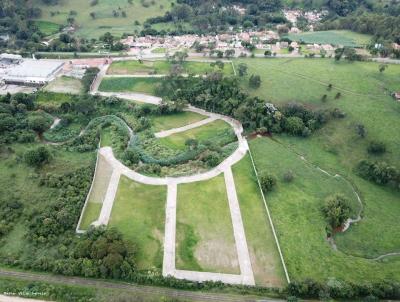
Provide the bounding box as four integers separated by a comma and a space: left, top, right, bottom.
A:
249, 137, 400, 282
158, 120, 232, 150
286, 30, 372, 47
44, 76, 83, 94
98, 77, 159, 94
151, 111, 207, 132
79, 154, 114, 230
176, 175, 240, 274
34, 20, 60, 36
109, 176, 167, 270
33, 0, 174, 38
240, 58, 400, 263
107, 60, 234, 75
232, 155, 286, 287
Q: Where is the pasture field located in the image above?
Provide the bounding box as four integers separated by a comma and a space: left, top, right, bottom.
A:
151, 111, 207, 132
106, 60, 234, 75
286, 30, 372, 47
109, 176, 167, 270
176, 175, 240, 274
33, 0, 174, 38
79, 154, 114, 230
249, 137, 400, 282
44, 76, 82, 94
98, 77, 159, 94
158, 120, 233, 150
240, 58, 400, 261
34, 20, 60, 36
232, 155, 286, 287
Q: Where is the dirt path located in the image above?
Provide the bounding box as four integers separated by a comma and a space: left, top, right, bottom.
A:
0, 295, 50, 302
0, 269, 282, 302
154, 116, 217, 138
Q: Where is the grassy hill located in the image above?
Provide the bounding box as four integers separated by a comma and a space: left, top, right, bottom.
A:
33, 0, 174, 38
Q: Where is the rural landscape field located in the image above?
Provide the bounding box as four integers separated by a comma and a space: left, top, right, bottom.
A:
1, 0, 400, 301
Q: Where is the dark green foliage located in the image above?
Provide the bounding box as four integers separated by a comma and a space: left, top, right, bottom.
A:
259, 172, 277, 193
367, 141, 386, 154
82, 67, 100, 92
357, 159, 399, 188
249, 74, 261, 88
0, 199, 23, 237
283, 170, 294, 182
24, 146, 52, 167
322, 194, 351, 229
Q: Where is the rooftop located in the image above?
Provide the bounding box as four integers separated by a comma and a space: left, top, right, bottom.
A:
6, 60, 64, 78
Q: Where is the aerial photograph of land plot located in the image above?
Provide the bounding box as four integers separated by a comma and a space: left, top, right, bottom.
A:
0, 0, 399, 301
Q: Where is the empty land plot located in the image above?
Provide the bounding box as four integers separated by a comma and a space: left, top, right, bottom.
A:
286, 30, 372, 47
79, 154, 114, 230
107, 60, 234, 75
232, 155, 286, 287
151, 111, 207, 132
176, 175, 240, 274
98, 77, 158, 94
249, 137, 400, 282
157, 120, 233, 150
108, 176, 167, 270
34, 20, 60, 36
44, 76, 82, 94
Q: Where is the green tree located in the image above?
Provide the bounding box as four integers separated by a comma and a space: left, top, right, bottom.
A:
249, 74, 261, 88
238, 63, 248, 77
322, 194, 351, 229
24, 146, 51, 167
259, 173, 277, 193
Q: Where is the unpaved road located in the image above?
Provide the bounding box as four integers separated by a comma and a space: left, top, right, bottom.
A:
0, 269, 283, 302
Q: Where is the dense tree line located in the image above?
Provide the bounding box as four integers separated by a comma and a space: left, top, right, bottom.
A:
158, 74, 343, 137
357, 159, 400, 190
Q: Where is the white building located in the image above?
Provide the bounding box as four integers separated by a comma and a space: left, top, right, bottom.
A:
3, 60, 64, 86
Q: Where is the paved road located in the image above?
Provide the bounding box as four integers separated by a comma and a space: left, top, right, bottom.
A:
155, 116, 216, 138
0, 269, 283, 302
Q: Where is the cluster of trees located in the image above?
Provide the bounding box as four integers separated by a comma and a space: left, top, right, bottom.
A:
0, 93, 45, 144
357, 159, 400, 190
0, 199, 23, 238
288, 278, 400, 300
158, 75, 341, 137
144, 0, 288, 35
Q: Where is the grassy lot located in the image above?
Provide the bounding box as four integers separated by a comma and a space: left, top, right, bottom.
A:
44, 76, 83, 94
0, 142, 93, 259
176, 175, 240, 274
151, 48, 167, 53
249, 137, 400, 282
109, 176, 167, 270
33, 0, 174, 38
286, 30, 372, 47
79, 154, 114, 230
158, 120, 232, 150
151, 111, 207, 132
98, 77, 159, 94
34, 20, 60, 36
240, 58, 400, 262
107, 60, 234, 75
232, 155, 286, 287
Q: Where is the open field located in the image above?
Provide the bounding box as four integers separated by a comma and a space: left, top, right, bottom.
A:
286, 30, 372, 47
106, 60, 234, 75
98, 77, 159, 94
151, 111, 207, 132
240, 58, 400, 262
232, 155, 286, 287
44, 76, 82, 94
34, 20, 60, 36
79, 154, 114, 230
109, 176, 167, 270
176, 175, 240, 274
249, 137, 400, 282
33, 0, 174, 38
158, 120, 233, 150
